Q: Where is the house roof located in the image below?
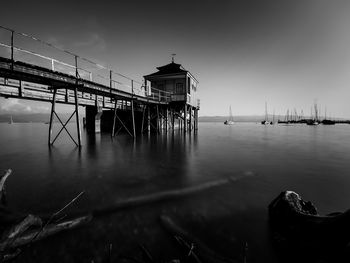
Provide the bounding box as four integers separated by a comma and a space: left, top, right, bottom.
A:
144, 62, 188, 78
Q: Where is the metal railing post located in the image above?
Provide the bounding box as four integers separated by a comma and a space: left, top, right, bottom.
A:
110, 70, 112, 94
10, 30, 14, 70
75, 55, 78, 77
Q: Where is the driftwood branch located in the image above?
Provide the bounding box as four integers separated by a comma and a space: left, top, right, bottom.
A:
94, 175, 250, 216
0, 174, 90, 261
29, 191, 85, 245
1, 248, 21, 262
0, 215, 92, 250
0, 214, 42, 251
0, 169, 12, 205
174, 235, 202, 263
0, 170, 11, 192
160, 215, 238, 263
139, 244, 155, 263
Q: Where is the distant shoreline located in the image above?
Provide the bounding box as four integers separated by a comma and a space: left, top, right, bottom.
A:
0, 114, 349, 124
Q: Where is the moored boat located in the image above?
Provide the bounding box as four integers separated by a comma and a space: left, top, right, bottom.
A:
321, 119, 335, 125
306, 119, 319, 126
224, 106, 234, 125
261, 102, 270, 125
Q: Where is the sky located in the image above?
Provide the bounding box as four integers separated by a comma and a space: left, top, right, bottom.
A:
1, 0, 350, 118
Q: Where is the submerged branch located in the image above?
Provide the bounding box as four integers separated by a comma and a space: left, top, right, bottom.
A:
94, 175, 251, 216
160, 215, 238, 263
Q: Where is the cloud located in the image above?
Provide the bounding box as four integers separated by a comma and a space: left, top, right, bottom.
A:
0, 98, 50, 114
45, 36, 66, 50
73, 33, 106, 50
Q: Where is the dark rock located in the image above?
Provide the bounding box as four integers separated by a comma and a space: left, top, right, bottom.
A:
269, 191, 350, 261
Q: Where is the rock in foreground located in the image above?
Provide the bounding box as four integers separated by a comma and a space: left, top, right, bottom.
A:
269, 191, 350, 260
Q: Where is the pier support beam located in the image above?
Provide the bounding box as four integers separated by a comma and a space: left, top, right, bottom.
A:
194, 108, 199, 131
74, 87, 82, 146
141, 104, 146, 134
165, 107, 168, 132
131, 99, 136, 138
48, 86, 82, 147
85, 103, 103, 133
184, 103, 187, 133
110, 101, 138, 138
112, 99, 118, 136
147, 105, 151, 135
156, 105, 160, 133
18, 80, 23, 97
189, 106, 192, 132
171, 109, 175, 131
48, 88, 57, 145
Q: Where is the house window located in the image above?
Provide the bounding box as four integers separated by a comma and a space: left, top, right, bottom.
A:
158, 84, 164, 90
176, 83, 184, 94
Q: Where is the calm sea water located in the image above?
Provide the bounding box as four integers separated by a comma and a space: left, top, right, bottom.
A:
0, 122, 350, 262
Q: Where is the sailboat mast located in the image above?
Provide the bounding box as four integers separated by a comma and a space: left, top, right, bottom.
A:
314, 103, 318, 122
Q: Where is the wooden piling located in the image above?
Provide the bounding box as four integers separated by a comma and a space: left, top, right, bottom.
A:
74, 56, 82, 147
131, 100, 136, 138
165, 107, 168, 132
156, 104, 160, 134
184, 103, 187, 133
48, 89, 57, 145
147, 105, 151, 135
189, 106, 192, 132
141, 104, 146, 134
112, 99, 118, 137
74, 87, 81, 147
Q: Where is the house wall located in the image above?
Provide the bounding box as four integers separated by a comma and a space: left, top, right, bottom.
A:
151, 77, 186, 94
146, 74, 198, 107
187, 75, 198, 107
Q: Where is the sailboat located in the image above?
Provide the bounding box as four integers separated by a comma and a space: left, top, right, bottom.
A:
224, 106, 234, 125
261, 102, 270, 125
321, 107, 335, 125
270, 109, 275, 125
8, 115, 13, 124
306, 103, 320, 126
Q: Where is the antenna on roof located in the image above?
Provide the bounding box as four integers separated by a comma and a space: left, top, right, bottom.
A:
171, 53, 176, 63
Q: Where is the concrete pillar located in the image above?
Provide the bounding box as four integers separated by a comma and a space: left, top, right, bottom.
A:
85, 104, 103, 133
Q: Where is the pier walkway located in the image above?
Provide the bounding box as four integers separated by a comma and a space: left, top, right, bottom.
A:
0, 26, 199, 147
0, 26, 170, 108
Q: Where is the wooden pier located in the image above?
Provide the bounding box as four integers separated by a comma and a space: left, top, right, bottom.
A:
0, 26, 200, 147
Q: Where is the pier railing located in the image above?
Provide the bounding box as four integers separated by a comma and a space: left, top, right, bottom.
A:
0, 25, 171, 103
148, 87, 171, 102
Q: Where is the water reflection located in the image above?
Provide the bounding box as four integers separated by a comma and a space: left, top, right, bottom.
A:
1, 123, 350, 262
